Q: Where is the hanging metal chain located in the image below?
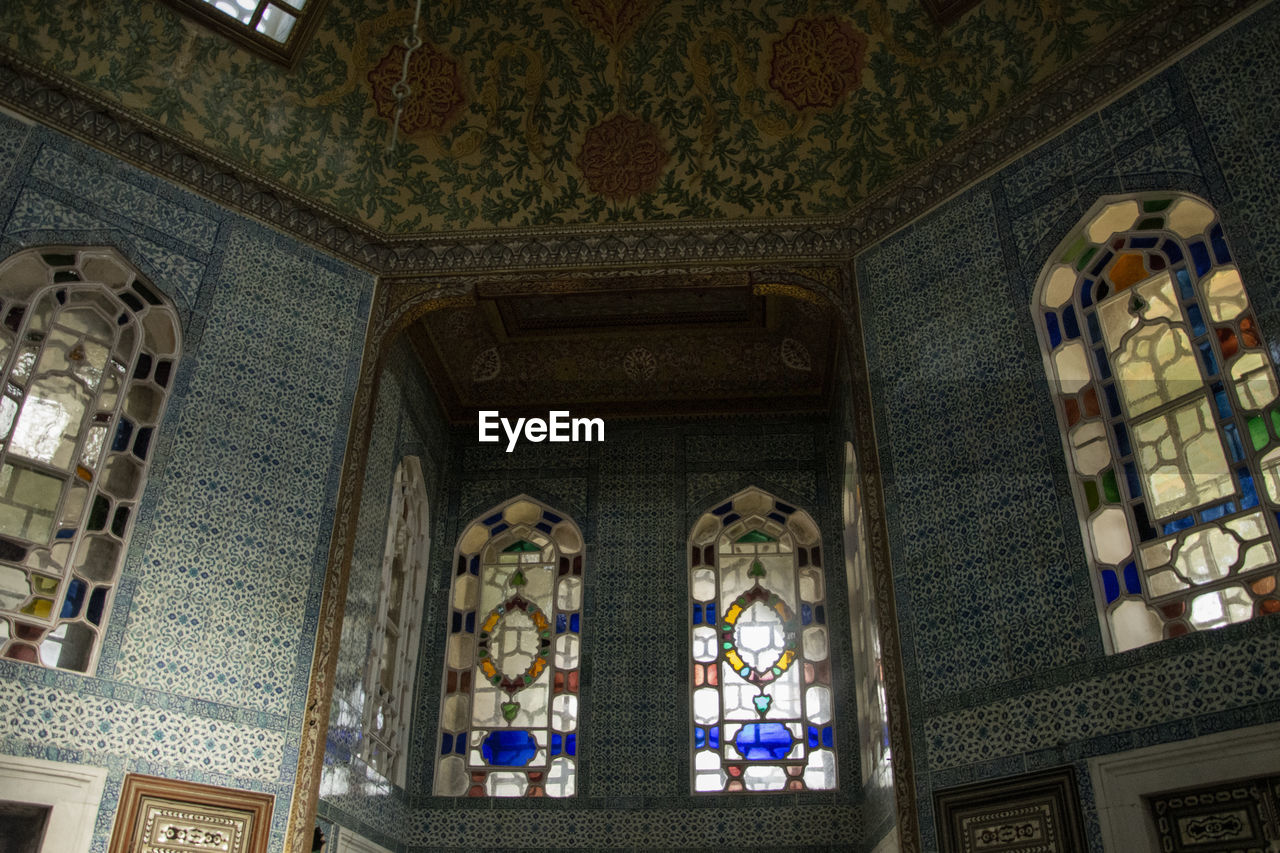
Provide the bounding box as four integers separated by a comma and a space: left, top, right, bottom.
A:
387, 0, 426, 152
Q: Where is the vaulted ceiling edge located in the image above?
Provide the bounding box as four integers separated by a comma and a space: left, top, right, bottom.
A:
0, 0, 1261, 276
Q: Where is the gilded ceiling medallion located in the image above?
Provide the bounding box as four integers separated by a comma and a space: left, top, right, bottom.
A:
768, 16, 867, 112
577, 114, 670, 200
367, 42, 467, 135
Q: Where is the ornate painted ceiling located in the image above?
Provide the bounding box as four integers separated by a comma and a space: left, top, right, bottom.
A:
408, 273, 838, 420
4, 0, 1166, 243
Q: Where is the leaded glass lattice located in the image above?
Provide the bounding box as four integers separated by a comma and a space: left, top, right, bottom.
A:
361, 457, 429, 787
689, 487, 837, 793
1036, 193, 1280, 651
434, 497, 583, 798
0, 248, 179, 672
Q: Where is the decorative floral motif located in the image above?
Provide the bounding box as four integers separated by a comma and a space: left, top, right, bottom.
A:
780, 338, 812, 371
769, 16, 867, 112
577, 114, 669, 200
368, 43, 467, 135
472, 347, 501, 382
567, 0, 660, 46
623, 347, 657, 381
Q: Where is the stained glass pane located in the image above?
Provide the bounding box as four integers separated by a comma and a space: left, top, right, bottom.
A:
1132, 397, 1232, 518
689, 487, 837, 794
436, 498, 583, 797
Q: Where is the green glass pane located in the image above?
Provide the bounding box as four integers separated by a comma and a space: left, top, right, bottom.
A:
1249, 415, 1269, 451
736, 530, 776, 543
1136, 216, 1164, 231
1142, 199, 1172, 213
1084, 481, 1100, 512
1076, 246, 1098, 271
1061, 236, 1088, 266
1270, 409, 1280, 439
1102, 469, 1120, 503
503, 540, 540, 552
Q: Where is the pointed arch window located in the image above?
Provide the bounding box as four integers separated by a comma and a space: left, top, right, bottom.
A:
1036, 193, 1280, 651
361, 457, 429, 787
0, 248, 179, 672
688, 487, 837, 793
433, 497, 584, 798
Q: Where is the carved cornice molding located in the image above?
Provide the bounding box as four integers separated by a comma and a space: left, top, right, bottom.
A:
0, 0, 1264, 277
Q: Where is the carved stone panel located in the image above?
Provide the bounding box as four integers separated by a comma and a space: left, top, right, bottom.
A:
109, 775, 273, 853
934, 767, 1087, 853
1148, 774, 1280, 853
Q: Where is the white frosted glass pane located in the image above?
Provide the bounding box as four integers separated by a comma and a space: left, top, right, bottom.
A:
1086, 200, 1140, 243
209, 0, 254, 24
441, 694, 469, 730
453, 575, 477, 610
1204, 267, 1248, 322
804, 748, 837, 790
1240, 541, 1275, 573
765, 667, 801, 718
1225, 511, 1267, 541
1098, 293, 1138, 356
743, 765, 787, 791
554, 633, 579, 669
805, 685, 832, 725
484, 771, 528, 797
733, 601, 788, 671
545, 757, 575, 797
1139, 539, 1173, 571
802, 626, 828, 661
1166, 197, 1215, 238
721, 679, 758, 720
1109, 598, 1163, 652
694, 771, 726, 792
1069, 422, 1110, 475
446, 634, 473, 669
557, 576, 581, 611
1230, 351, 1278, 411
1114, 323, 1201, 418
491, 610, 538, 678
256, 4, 296, 41
1146, 570, 1187, 596
434, 755, 468, 795
551, 694, 577, 731
1042, 264, 1076, 309
695, 750, 721, 771
691, 568, 715, 601
1132, 397, 1232, 518
503, 500, 540, 524
552, 522, 582, 554
693, 688, 719, 725
1172, 526, 1238, 584
1053, 340, 1090, 394
1262, 448, 1280, 504
799, 568, 822, 602
1089, 507, 1131, 565
692, 626, 717, 662
11, 375, 86, 468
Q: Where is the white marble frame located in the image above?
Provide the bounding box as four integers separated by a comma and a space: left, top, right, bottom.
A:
332, 826, 393, 853
1090, 720, 1280, 852
0, 755, 107, 853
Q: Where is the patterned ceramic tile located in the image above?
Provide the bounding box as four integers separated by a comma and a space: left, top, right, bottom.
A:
0, 110, 29, 185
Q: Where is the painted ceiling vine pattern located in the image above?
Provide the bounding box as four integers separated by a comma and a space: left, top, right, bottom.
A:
1, 0, 1152, 234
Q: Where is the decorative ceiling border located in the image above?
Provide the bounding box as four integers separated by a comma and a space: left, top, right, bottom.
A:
0, 0, 1264, 277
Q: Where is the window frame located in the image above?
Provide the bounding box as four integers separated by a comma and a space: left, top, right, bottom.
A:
158, 0, 331, 67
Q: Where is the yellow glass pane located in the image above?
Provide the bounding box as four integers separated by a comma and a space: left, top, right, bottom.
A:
1132, 397, 1233, 518
1086, 200, 1140, 243
1203, 267, 1248, 323
1229, 351, 1278, 411
1053, 340, 1091, 394
1166, 197, 1216, 238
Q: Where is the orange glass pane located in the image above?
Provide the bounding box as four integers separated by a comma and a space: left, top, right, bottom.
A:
1108, 252, 1148, 291
1083, 388, 1101, 418
1241, 316, 1261, 348
1251, 576, 1276, 595
1064, 398, 1080, 427
1218, 326, 1239, 359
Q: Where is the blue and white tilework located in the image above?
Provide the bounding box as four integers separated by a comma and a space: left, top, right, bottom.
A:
0, 112, 373, 853
858, 4, 1280, 848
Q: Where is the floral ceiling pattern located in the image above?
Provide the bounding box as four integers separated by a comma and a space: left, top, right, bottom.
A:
1, 0, 1153, 236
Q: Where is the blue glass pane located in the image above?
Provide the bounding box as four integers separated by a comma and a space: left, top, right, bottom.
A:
469, 555, 480, 575
570, 614, 580, 632
490, 522, 509, 535
112, 419, 133, 452
775, 502, 796, 514
455, 733, 466, 754
1045, 313, 1062, 348
1102, 569, 1120, 603
822, 726, 834, 748
705, 604, 715, 626
1131, 236, 1159, 249
481, 730, 538, 766
535, 522, 552, 533
451, 612, 462, 633
1224, 424, 1245, 463
1211, 224, 1230, 264
552, 733, 563, 755
1240, 470, 1259, 510
1200, 501, 1236, 523
693, 604, 703, 626
807, 725, 819, 748
1199, 343, 1218, 377
1187, 303, 1206, 337
1095, 348, 1112, 380
441, 733, 453, 756
767, 512, 786, 523
815, 605, 826, 624
566, 734, 576, 756
1175, 266, 1193, 298
1105, 384, 1121, 417
712, 502, 732, 516
465, 612, 475, 633
710, 726, 720, 749
1123, 561, 1141, 595
695, 728, 705, 749
1189, 240, 1211, 275
1134, 503, 1157, 541
801, 604, 812, 626
734, 723, 794, 760
1113, 423, 1131, 457
556, 613, 567, 634
55, 528, 74, 539
1124, 462, 1142, 499
60, 578, 85, 619
543, 511, 563, 524
483, 512, 504, 526
1063, 306, 1081, 340
1162, 515, 1196, 536
1080, 278, 1095, 308
86, 588, 105, 625
1086, 312, 1102, 344
722, 513, 740, 524
1213, 384, 1233, 419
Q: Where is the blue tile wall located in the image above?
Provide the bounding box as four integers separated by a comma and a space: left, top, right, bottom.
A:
857, 5, 1280, 849
0, 113, 373, 852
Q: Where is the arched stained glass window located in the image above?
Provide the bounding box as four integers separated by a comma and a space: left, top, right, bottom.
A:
434, 496, 583, 798
0, 248, 179, 672
842, 442, 891, 786
1036, 193, 1280, 651
688, 486, 837, 794
361, 457, 429, 787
